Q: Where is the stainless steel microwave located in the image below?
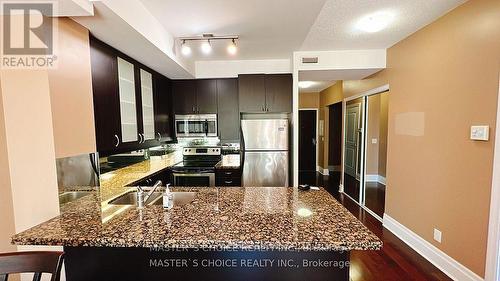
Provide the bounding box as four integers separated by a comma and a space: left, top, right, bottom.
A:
175, 114, 217, 138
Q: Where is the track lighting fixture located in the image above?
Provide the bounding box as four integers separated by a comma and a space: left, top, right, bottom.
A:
179, 34, 239, 56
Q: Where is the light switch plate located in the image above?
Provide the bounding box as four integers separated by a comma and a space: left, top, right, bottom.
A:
470, 125, 489, 141
433, 228, 442, 243
371, 138, 378, 144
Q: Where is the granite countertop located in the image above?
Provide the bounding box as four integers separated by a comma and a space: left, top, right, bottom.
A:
100, 151, 182, 186
12, 186, 382, 251
215, 154, 241, 169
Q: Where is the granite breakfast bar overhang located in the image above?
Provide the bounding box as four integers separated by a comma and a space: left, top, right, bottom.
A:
12, 186, 382, 281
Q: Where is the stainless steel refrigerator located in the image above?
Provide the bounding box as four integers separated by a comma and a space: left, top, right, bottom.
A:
241, 119, 289, 187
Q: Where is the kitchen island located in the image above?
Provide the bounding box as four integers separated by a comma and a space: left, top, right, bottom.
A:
12, 186, 381, 281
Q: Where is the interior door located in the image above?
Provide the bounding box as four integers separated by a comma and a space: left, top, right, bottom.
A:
299, 110, 317, 171
345, 104, 361, 177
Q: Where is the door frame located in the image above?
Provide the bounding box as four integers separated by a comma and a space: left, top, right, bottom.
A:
340, 84, 389, 222
486, 76, 500, 281
299, 108, 319, 172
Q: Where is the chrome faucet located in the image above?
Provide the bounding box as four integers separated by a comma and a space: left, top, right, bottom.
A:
137, 180, 162, 207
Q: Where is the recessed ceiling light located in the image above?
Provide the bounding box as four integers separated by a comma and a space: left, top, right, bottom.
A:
181, 40, 191, 56
227, 39, 237, 55
356, 11, 394, 33
299, 81, 315, 89
200, 40, 212, 54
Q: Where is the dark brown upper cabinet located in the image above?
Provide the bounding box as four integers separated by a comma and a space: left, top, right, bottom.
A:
153, 75, 173, 142
196, 79, 217, 114
172, 80, 196, 114
216, 79, 239, 142
172, 79, 217, 114
90, 35, 173, 156
238, 74, 292, 113
90, 36, 122, 154
264, 74, 292, 113
238, 74, 266, 112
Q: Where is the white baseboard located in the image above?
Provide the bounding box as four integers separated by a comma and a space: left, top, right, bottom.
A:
316, 166, 330, 176
383, 214, 483, 281
365, 174, 386, 185
328, 165, 341, 172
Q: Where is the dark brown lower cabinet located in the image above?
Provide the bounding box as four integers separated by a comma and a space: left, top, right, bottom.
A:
216, 169, 241, 186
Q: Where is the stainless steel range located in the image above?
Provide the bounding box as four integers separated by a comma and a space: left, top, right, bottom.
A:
171, 146, 222, 187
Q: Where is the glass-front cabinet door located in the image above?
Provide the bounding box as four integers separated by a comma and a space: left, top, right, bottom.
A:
140, 69, 155, 141
117, 57, 138, 143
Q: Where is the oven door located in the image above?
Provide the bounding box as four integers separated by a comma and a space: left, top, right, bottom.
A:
172, 172, 215, 187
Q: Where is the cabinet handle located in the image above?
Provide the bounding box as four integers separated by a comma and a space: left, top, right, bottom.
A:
224, 180, 233, 184
261, 105, 264, 112
139, 134, 143, 144
157, 132, 161, 141
192, 106, 196, 112
142, 134, 146, 143
224, 172, 233, 175
114, 135, 120, 147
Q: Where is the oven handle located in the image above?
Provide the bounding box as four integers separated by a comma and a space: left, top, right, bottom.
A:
172, 171, 213, 175
204, 120, 208, 136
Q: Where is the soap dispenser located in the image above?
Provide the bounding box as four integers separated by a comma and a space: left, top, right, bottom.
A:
163, 184, 173, 209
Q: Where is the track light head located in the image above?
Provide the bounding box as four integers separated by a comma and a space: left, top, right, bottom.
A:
227, 39, 237, 55
200, 40, 212, 54
181, 40, 191, 56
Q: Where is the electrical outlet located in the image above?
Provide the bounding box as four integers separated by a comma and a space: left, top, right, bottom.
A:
433, 228, 442, 243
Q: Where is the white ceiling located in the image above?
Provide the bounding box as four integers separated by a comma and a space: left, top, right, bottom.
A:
299, 81, 336, 93
300, 0, 467, 50
139, 0, 327, 61
139, 0, 466, 61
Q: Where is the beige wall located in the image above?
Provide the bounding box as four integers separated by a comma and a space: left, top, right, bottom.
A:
319, 82, 343, 169
0, 78, 16, 253
1, 68, 60, 233
366, 95, 381, 175
365, 92, 389, 177
343, 70, 388, 99
299, 92, 320, 109
345, 0, 499, 276
0, 18, 93, 265
378, 92, 388, 177
49, 18, 96, 158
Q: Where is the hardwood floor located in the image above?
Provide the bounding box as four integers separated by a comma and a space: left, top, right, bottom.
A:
299, 171, 452, 281
364, 181, 386, 218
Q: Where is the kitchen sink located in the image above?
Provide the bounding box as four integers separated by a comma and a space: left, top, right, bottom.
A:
59, 191, 92, 204
109, 191, 196, 206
